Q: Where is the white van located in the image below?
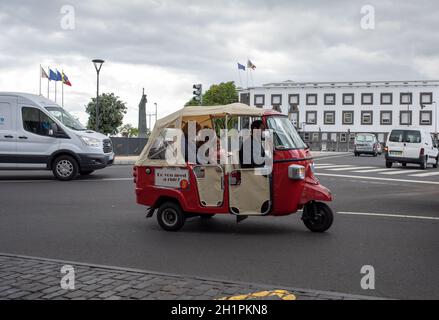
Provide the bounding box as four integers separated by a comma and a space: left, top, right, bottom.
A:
0, 92, 114, 180
385, 127, 438, 169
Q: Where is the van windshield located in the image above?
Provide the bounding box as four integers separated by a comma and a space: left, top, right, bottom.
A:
389, 130, 421, 143
45, 106, 86, 131
266, 116, 307, 149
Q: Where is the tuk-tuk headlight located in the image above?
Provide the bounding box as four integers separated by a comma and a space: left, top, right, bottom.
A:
288, 165, 305, 180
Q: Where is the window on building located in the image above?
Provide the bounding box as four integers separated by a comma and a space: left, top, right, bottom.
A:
288, 111, 299, 128
306, 111, 317, 124
312, 132, 319, 142
400, 92, 412, 105
420, 92, 433, 105
340, 133, 347, 142
380, 111, 392, 125
254, 95, 265, 107
361, 111, 373, 125
342, 111, 354, 125
289, 94, 299, 105
324, 111, 335, 125
271, 94, 282, 106
321, 133, 328, 141
420, 110, 432, 125
400, 111, 412, 125
324, 94, 335, 105
22, 107, 56, 137
306, 94, 317, 105
240, 93, 250, 105
361, 93, 373, 105
343, 93, 354, 105
381, 93, 393, 105
303, 132, 310, 142
330, 133, 337, 142
378, 133, 385, 143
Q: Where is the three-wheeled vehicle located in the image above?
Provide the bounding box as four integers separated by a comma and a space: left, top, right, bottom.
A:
133, 103, 334, 232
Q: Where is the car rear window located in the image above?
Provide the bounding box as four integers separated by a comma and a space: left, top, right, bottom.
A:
356, 134, 374, 142
389, 130, 421, 143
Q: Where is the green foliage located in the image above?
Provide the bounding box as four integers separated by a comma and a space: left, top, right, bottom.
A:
119, 124, 140, 137
86, 93, 127, 135
185, 81, 238, 106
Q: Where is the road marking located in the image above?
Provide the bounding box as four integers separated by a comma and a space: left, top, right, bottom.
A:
326, 166, 376, 171
316, 172, 439, 185
314, 164, 354, 169
313, 153, 352, 160
379, 170, 419, 175
0, 177, 132, 183
217, 289, 296, 300
408, 171, 439, 177
338, 211, 439, 221
352, 168, 395, 173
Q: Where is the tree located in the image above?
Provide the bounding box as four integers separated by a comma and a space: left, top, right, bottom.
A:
185, 81, 238, 106
119, 124, 141, 137
86, 93, 127, 135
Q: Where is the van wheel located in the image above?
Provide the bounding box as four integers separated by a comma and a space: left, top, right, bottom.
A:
420, 157, 427, 170
401, 163, 407, 168
52, 155, 78, 181
80, 170, 94, 176
157, 202, 186, 231
434, 157, 438, 169
302, 202, 334, 233
385, 161, 392, 168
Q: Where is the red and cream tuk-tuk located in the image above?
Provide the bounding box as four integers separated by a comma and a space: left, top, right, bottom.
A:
133, 103, 334, 232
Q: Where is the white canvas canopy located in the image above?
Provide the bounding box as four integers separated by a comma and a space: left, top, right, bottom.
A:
135, 103, 266, 166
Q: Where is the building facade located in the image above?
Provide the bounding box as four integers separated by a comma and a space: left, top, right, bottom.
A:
238, 80, 439, 151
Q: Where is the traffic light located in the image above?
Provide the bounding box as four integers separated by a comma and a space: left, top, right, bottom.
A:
193, 84, 202, 104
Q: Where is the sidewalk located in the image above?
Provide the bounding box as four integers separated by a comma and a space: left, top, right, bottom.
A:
0, 253, 384, 300
113, 152, 350, 165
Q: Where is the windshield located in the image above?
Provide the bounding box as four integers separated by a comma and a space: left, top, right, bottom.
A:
45, 106, 86, 131
266, 116, 307, 150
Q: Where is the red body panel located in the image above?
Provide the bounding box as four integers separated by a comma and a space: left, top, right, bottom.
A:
134, 113, 332, 216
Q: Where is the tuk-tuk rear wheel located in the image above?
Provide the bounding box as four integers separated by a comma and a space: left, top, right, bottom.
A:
302, 202, 334, 233
157, 202, 186, 231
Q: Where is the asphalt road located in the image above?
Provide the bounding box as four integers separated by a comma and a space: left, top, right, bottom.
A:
0, 154, 438, 299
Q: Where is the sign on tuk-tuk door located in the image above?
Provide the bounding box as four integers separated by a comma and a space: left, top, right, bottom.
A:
154, 168, 189, 188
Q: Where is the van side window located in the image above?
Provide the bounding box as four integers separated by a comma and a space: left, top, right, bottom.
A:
22, 107, 55, 136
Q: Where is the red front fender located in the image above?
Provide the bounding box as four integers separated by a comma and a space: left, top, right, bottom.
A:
299, 178, 333, 205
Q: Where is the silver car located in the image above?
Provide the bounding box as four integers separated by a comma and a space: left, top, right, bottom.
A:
354, 133, 382, 157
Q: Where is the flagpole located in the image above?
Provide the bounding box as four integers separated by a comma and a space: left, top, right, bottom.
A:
47, 67, 50, 99
39, 65, 42, 96
55, 79, 57, 102
62, 81, 64, 108
250, 69, 254, 87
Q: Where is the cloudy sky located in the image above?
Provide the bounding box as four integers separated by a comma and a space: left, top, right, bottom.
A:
0, 0, 438, 128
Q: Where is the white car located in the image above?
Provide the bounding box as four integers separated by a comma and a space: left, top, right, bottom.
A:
0, 92, 115, 180
385, 128, 439, 169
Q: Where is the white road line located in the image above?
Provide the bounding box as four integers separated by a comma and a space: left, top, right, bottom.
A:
338, 211, 439, 221
352, 168, 395, 173
0, 177, 132, 183
326, 166, 376, 171
379, 170, 419, 175
315, 172, 439, 185
408, 171, 439, 177
313, 153, 352, 160
314, 164, 354, 169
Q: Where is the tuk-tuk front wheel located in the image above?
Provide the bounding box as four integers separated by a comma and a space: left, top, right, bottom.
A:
157, 202, 186, 231
302, 202, 334, 233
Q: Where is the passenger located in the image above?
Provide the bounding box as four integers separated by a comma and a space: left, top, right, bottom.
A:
239, 120, 266, 168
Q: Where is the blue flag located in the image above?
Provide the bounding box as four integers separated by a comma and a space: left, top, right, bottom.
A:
238, 62, 245, 71
56, 70, 62, 81
49, 69, 58, 81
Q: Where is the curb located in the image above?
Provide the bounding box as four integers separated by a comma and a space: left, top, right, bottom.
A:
0, 252, 388, 300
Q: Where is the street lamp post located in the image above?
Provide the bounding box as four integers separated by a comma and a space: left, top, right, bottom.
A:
433, 101, 438, 142
92, 59, 105, 132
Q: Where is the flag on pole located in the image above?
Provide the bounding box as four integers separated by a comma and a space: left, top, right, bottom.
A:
40, 66, 48, 79
56, 70, 62, 81
247, 59, 256, 70
237, 62, 246, 71
49, 69, 58, 81
62, 71, 72, 86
